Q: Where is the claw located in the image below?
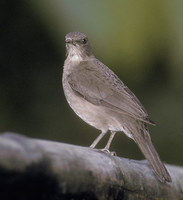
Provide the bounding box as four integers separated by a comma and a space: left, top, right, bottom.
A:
101, 148, 117, 156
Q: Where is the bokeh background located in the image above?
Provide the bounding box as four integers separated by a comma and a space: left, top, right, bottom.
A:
0, 0, 183, 166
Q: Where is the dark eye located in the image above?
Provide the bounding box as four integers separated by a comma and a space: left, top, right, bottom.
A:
81, 38, 87, 44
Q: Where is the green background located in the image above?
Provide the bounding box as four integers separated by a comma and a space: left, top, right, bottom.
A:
0, 0, 183, 166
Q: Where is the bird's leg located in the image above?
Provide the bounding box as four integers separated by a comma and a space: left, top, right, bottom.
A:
90, 130, 107, 148
102, 131, 117, 156
104, 131, 116, 150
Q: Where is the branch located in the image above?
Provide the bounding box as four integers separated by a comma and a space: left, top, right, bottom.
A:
0, 132, 182, 200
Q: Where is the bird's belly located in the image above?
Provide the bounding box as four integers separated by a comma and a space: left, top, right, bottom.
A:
63, 80, 123, 132
65, 92, 107, 131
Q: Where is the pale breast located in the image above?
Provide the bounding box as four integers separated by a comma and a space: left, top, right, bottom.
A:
62, 76, 108, 131
62, 60, 133, 135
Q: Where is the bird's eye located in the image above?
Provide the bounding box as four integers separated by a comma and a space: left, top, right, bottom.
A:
81, 38, 87, 44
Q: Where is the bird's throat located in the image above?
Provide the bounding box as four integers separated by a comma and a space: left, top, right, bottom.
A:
66, 46, 83, 63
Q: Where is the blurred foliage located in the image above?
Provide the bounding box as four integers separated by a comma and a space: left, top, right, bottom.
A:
0, 0, 183, 166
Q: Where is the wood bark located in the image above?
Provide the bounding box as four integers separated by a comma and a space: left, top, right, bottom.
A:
0, 132, 182, 200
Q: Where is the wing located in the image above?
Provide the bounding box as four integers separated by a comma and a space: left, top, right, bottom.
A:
67, 60, 154, 125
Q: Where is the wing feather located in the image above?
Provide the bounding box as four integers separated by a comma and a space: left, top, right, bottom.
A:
67, 61, 154, 125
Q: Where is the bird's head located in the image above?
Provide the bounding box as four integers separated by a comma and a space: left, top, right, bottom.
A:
65, 32, 94, 62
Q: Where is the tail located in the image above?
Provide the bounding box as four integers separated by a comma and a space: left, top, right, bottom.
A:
133, 131, 171, 183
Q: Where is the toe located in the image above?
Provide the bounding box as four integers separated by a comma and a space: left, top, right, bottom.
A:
101, 149, 117, 156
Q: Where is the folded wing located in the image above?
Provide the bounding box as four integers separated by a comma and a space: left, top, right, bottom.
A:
67, 61, 154, 125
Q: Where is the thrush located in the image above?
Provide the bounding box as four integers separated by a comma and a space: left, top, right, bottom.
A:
62, 31, 171, 183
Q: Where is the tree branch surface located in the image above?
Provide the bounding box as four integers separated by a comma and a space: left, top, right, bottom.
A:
0, 132, 182, 200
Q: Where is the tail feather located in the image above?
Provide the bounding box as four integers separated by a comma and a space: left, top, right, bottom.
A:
133, 132, 171, 183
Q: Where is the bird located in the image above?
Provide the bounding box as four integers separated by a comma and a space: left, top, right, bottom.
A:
62, 31, 171, 183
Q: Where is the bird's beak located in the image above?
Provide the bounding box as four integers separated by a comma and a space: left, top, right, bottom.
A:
65, 37, 72, 44
65, 38, 77, 46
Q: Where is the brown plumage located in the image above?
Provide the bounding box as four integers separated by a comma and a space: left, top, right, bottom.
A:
62, 31, 171, 182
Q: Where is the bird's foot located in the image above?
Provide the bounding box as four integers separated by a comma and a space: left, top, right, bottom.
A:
101, 148, 117, 156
